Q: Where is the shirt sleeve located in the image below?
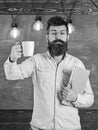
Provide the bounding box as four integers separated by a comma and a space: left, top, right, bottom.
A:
72, 59, 94, 108
4, 56, 36, 80
72, 79, 94, 108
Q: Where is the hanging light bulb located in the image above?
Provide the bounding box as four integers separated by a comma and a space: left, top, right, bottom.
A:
68, 23, 75, 34
67, 19, 75, 34
33, 16, 43, 31
10, 23, 20, 39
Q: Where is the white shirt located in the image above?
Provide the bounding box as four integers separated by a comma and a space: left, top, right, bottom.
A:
4, 52, 94, 130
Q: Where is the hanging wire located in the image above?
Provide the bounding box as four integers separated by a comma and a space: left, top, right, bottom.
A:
68, 0, 78, 19
11, 15, 18, 24
89, 0, 98, 10
31, 0, 50, 15
3, 0, 19, 25
61, 0, 68, 18
60, 0, 77, 20
31, 0, 50, 31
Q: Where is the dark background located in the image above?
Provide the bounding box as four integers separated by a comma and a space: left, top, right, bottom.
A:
0, 15, 98, 109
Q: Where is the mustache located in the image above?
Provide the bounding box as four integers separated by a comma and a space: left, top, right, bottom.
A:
52, 39, 65, 45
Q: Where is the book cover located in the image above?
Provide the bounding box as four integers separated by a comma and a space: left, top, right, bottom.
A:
70, 66, 90, 94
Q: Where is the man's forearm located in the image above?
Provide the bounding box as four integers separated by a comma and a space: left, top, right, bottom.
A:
72, 92, 94, 108
4, 58, 24, 80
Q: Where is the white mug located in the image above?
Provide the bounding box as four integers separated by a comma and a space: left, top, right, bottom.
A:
22, 41, 34, 57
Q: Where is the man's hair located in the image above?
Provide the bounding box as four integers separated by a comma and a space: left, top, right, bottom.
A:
46, 16, 68, 33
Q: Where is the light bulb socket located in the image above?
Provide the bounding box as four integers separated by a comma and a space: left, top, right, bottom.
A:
67, 19, 72, 24
35, 16, 41, 21
11, 22, 18, 28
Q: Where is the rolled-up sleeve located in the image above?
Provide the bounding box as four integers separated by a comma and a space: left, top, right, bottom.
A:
73, 79, 94, 108
4, 57, 35, 80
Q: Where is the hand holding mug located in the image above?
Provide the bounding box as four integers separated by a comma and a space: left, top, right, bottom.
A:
9, 42, 22, 62
9, 41, 35, 62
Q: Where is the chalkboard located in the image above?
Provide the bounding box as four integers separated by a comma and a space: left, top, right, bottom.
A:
0, 39, 97, 109
0, 15, 98, 109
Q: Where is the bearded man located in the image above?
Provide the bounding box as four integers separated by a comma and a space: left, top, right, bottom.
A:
4, 16, 94, 130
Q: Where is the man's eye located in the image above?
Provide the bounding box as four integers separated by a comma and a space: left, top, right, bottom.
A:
49, 32, 66, 35
51, 32, 56, 35
61, 32, 66, 35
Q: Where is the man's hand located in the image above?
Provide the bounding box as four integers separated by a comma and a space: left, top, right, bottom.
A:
9, 42, 22, 62
61, 84, 78, 102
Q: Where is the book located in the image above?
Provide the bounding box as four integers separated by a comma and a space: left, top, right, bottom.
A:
69, 66, 90, 94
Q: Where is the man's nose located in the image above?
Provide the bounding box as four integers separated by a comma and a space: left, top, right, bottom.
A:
55, 33, 60, 39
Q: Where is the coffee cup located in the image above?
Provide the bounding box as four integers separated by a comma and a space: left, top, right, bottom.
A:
22, 41, 34, 57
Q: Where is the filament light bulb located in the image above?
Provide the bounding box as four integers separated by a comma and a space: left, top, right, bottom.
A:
10, 27, 20, 38
68, 23, 75, 34
33, 20, 43, 31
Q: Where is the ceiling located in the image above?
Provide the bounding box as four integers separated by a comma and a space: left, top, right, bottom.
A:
0, 0, 98, 16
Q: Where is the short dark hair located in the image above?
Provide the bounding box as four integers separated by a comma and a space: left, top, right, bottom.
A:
46, 16, 68, 32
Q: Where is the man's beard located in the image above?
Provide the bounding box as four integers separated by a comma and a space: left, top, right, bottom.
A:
47, 39, 68, 58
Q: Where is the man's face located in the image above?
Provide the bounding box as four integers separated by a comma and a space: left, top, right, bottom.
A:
47, 25, 68, 57
47, 25, 68, 43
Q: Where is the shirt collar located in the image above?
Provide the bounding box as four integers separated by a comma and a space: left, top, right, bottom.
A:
46, 51, 52, 59
46, 50, 68, 60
